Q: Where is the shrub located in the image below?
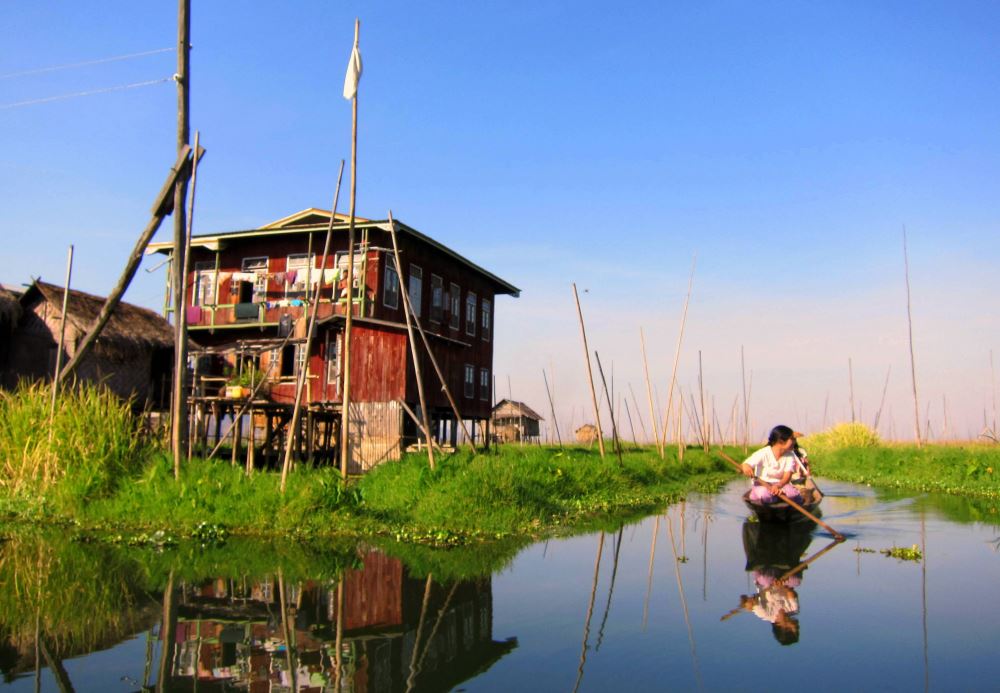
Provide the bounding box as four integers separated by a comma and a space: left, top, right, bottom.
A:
800, 422, 881, 452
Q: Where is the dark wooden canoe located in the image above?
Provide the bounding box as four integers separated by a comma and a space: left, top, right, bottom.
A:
743, 476, 823, 524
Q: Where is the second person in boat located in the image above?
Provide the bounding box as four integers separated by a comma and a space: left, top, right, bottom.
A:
740, 425, 802, 504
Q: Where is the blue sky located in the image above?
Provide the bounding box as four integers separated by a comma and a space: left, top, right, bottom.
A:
3, 1, 999, 441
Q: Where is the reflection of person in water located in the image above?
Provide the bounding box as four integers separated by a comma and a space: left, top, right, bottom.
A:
739, 569, 801, 645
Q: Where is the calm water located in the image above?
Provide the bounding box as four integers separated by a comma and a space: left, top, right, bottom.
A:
2, 478, 999, 692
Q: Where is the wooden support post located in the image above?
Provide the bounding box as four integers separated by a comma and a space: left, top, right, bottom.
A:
246, 413, 255, 476
49, 245, 74, 423
660, 254, 695, 453
594, 351, 623, 465
572, 283, 605, 459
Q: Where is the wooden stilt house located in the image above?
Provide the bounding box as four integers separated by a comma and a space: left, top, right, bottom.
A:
146, 208, 519, 473
491, 399, 543, 443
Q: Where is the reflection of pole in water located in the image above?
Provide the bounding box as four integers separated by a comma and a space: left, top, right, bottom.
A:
415, 581, 460, 672
596, 528, 623, 650
334, 575, 345, 688
277, 570, 297, 691
702, 507, 710, 602
406, 574, 434, 693
643, 517, 660, 631
922, 511, 929, 693
667, 511, 703, 691
572, 532, 605, 693
156, 569, 177, 693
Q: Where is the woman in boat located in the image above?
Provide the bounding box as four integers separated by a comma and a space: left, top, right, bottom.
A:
740, 425, 802, 504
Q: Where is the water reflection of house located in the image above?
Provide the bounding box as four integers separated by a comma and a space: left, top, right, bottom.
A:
491, 399, 543, 443
165, 550, 516, 691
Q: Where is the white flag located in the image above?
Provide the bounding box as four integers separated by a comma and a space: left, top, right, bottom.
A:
342, 34, 362, 100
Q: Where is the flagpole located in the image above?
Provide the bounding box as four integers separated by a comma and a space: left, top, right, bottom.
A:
339, 18, 360, 478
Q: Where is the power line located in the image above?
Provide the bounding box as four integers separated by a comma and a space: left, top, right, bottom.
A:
0, 47, 175, 80
0, 76, 173, 111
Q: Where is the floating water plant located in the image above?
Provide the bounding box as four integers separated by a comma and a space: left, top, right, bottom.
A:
880, 544, 923, 562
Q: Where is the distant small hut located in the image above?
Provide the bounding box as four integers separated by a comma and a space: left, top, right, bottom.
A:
3, 280, 174, 407
491, 399, 543, 444
575, 424, 599, 445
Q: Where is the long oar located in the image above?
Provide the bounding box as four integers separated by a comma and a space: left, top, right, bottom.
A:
717, 449, 845, 541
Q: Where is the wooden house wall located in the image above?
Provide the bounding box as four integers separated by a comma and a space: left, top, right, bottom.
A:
184, 225, 506, 421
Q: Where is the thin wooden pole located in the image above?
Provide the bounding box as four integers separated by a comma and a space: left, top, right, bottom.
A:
639, 327, 661, 454
172, 130, 200, 477
903, 226, 922, 446
49, 245, 74, 419
280, 160, 345, 492
873, 365, 892, 433
642, 516, 660, 631
388, 214, 435, 468
542, 369, 562, 447
594, 351, 623, 465
169, 0, 191, 477
848, 357, 856, 423
572, 283, 605, 458
740, 345, 749, 453
388, 214, 472, 450
623, 398, 639, 449
698, 350, 709, 452
660, 254, 696, 452
628, 383, 649, 443
340, 18, 361, 477
667, 510, 702, 690
991, 349, 997, 434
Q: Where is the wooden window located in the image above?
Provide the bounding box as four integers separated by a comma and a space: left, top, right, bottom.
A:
241, 256, 268, 303
383, 262, 399, 310
193, 261, 216, 307
481, 298, 491, 342
430, 274, 444, 323
464, 364, 475, 398
335, 252, 365, 303
449, 282, 461, 330
285, 253, 313, 299
479, 367, 490, 401
465, 292, 477, 337
280, 343, 306, 380
408, 265, 423, 318
325, 332, 341, 395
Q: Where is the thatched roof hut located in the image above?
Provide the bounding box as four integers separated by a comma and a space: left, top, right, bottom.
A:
491, 399, 543, 443
575, 424, 599, 445
26, 281, 174, 359
3, 281, 174, 406
0, 287, 21, 333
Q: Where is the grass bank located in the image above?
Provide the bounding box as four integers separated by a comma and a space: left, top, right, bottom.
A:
0, 381, 736, 544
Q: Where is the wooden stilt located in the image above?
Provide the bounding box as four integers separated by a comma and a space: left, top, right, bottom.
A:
573, 283, 605, 459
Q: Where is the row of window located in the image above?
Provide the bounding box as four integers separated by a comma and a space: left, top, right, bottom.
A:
383, 263, 491, 341
191, 255, 493, 343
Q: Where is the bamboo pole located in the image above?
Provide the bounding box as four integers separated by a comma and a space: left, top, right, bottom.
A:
594, 351, 623, 465
740, 345, 749, 453
49, 245, 74, 421
903, 226, 922, 446
595, 528, 623, 651
623, 398, 639, 449
698, 350, 709, 452
172, 130, 201, 478
873, 365, 892, 433
388, 213, 473, 450
642, 516, 660, 631
542, 369, 562, 447
659, 254, 696, 452
60, 146, 197, 383
280, 160, 345, 492
667, 510, 702, 690
628, 383, 649, 443
572, 283, 605, 458
848, 356, 856, 423
639, 327, 661, 453
340, 18, 361, 477
388, 215, 435, 467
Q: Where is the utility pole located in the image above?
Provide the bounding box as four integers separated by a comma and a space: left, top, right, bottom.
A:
171, 0, 191, 477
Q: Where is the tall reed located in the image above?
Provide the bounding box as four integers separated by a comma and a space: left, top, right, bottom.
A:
0, 381, 147, 500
